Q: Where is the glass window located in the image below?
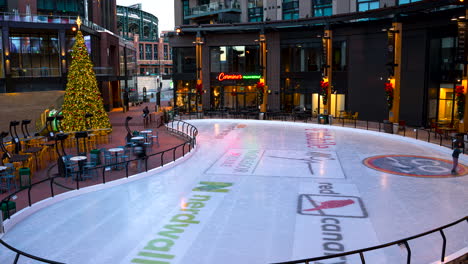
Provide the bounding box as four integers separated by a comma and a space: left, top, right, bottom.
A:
248, 7, 263, 22
164, 45, 168, 60
9, 33, 60, 78
154, 44, 158, 60
119, 46, 125, 77
248, 0, 263, 22
438, 85, 457, 124
0, 0, 7, 12
139, 44, 144, 60
357, 0, 379, 12
183, 0, 190, 24
38, 0, 82, 15
127, 48, 136, 76
281, 43, 322, 72
37, 0, 55, 11
398, 0, 421, 4
0, 30, 3, 78
145, 44, 152, 60
332, 41, 347, 71
282, 0, 299, 20
313, 0, 332, 17
173, 47, 196, 73
210, 46, 260, 73
440, 37, 456, 74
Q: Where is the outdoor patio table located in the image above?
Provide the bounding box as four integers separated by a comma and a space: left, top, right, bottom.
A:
140, 130, 152, 144
9, 154, 30, 168
108, 148, 124, 170
70, 155, 87, 181
131, 136, 144, 142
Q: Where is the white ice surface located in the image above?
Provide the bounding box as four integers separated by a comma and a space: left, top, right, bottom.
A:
0, 120, 467, 264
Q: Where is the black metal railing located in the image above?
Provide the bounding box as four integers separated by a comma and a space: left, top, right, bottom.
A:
272, 216, 468, 264
0, 119, 197, 263
180, 110, 465, 152
0, 239, 65, 264
1, 114, 466, 264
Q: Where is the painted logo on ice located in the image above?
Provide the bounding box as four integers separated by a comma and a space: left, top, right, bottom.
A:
363, 155, 468, 177
298, 194, 368, 218
303, 199, 355, 212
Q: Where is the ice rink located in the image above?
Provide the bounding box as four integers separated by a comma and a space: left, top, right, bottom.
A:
1, 120, 467, 264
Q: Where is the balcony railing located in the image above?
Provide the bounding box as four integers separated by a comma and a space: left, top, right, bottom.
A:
10, 67, 61, 78
0, 12, 133, 47
0, 12, 76, 24
93, 67, 114, 76
8, 67, 114, 78
185, 1, 241, 17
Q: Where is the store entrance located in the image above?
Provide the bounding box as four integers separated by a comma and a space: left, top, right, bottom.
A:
211, 85, 259, 111
436, 83, 459, 127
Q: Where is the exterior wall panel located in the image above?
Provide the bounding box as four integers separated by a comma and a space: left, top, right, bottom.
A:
347, 28, 388, 121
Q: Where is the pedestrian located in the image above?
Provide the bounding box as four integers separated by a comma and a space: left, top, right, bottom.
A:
133, 140, 147, 173
143, 106, 149, 117
143, 106, 150, 127
451, 142, 463, 175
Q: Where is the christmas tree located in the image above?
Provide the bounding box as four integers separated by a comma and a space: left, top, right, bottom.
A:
61, 30, 112, 132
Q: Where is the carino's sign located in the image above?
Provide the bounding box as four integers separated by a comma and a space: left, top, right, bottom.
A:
217, 72, 261, 81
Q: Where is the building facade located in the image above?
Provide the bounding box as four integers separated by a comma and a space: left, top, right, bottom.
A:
117, 4, 173, 101
170, 0, 468, 128
0, 0, 137, 112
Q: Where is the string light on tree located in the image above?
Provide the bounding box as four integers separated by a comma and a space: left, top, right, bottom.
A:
61, 18, 111, 132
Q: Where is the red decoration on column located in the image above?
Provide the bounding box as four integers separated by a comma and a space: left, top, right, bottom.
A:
195, 82, 204, 95
384, 82, 394, 109
320, 79, 329, 105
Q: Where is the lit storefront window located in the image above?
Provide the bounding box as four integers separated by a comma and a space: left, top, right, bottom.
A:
175, 80, 198, 113
438, 84, 457, 125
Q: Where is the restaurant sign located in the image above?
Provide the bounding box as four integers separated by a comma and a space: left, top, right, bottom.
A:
217, 72, 261, 81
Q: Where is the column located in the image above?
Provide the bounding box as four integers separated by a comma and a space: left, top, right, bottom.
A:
324, 29, 333, 115
388, 22, 402, 123
2, 27, 10, 76
459, 8, 468, 132
259, 32, 267, 113
195, 32, 204, 113
59, 29, 67, 77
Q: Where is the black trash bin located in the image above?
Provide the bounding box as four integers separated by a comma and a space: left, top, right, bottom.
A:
383, 120, 393, 134
90, 149, 102, 165
318, 114, 329, 124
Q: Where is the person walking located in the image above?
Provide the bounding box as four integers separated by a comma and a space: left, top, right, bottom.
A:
133, 140, 147, 173
142, 106, 150, 127
451, 142, 463, 175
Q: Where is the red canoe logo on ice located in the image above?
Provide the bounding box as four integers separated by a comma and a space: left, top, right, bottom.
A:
304, 199, 355, 212
298, 195, 368, 218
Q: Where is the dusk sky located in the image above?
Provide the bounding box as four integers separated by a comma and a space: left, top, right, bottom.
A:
116, 0, 175, 33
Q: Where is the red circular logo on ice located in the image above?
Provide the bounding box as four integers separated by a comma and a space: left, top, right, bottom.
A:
363, 155, 468, 177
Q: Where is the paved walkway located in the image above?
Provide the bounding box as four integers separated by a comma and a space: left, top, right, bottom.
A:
0, 102, 187, 215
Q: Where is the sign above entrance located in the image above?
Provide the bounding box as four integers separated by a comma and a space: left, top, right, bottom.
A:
217, 72, 262, 81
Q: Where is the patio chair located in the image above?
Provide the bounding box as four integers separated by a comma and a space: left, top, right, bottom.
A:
152, 131, 160, 147
0, 163, 17, 192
